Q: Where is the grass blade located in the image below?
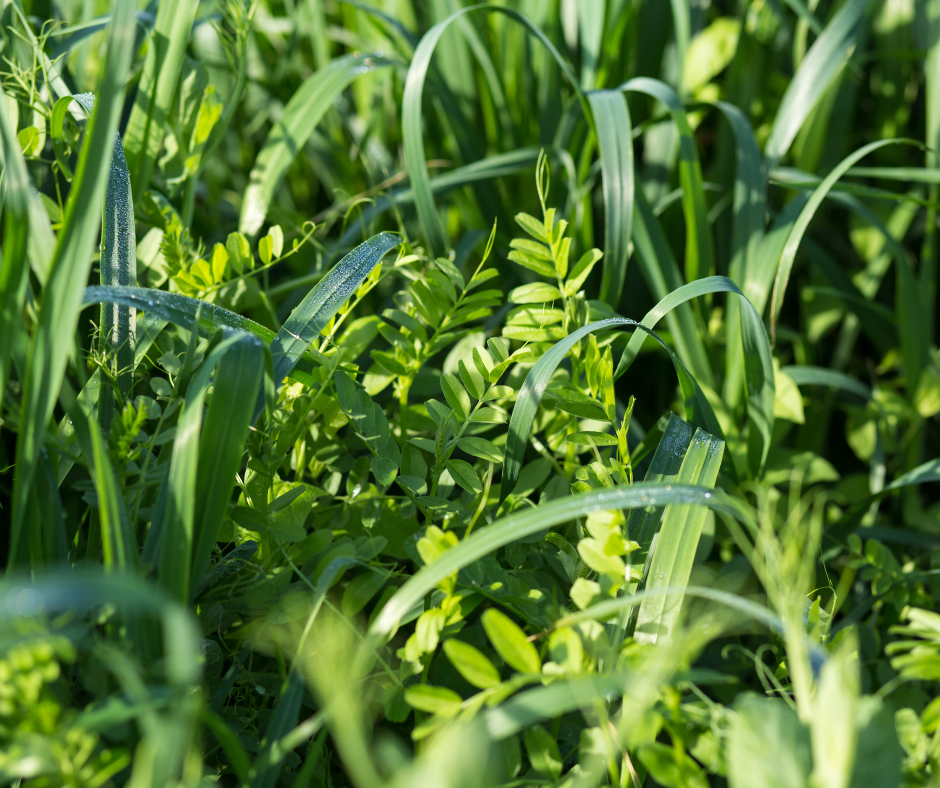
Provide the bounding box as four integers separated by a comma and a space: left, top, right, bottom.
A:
8, 0, 136, 569
122, 0, 198, 197
71, 93, 137, 430
190, 334, 265, 601
633, 428, 725, 644
0, 92, 30, 416
631, 187, 714, 386
589, 89, 634, 308
613, 275, 774, 475
403, 5, 580, 256
769, 138, 916, 341
763, 0, 871, 164
83, 287, 320, 387
500, 318, 722, 503
370, 483, 746, 641
59, 380, 137, 570
621, 77, 714, 282
270, 232, 400, 389
158, 332, 263, 603
239, 53, 395, 237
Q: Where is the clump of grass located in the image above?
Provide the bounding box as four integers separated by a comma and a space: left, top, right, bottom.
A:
0, 1, 938, 787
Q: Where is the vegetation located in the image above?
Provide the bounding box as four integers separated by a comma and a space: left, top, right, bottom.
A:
1, 0, 939, 786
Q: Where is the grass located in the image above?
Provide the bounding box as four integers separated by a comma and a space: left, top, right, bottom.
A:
0, 0, 939, 786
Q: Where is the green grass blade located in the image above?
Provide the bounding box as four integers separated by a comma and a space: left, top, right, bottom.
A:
334, 147, 541, 249
626, 415, 695, 549
60, 381, 137, 570
715, 101, 766, 410
769, 138, 916, 340
589, 89, 634, 307
763, 0, 871, 165
485, 674, 633, 740
0, 93, 30, 417
621, 77, 714, 282
158, 332, 260, 602
745, 195, 808, 317
500, 318, 722, 503
580, 0, 605, 89
190, 334, 265, 601
631, 187, 714, 387
70, 93, 137, 430
613, 276, 775, 474
239, 53, 395, 237
633, 428, 725, 644
83, 287, 320, 387
370, 483, 745, 641
782, 365, 873, 402
403, 5, 581, 256
8, 0, 136, 570
270, 232, 400, 389
122, 0, 198, 197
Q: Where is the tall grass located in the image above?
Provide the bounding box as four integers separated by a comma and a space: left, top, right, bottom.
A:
0, 1, 938, 787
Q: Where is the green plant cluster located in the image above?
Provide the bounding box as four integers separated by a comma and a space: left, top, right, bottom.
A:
0, 1, 939, 787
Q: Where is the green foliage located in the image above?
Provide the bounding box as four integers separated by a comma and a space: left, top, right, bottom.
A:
1, 1, 939, 787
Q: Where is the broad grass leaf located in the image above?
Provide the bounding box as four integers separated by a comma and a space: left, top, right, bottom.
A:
634, 428, 724, 644
240, 53, 395, 236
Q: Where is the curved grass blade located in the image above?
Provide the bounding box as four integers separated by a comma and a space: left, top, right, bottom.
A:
763, 0, 871, 164
59, 381, 136, 570
631, 187, 714, 386
769, 138, 918, 341
334, 147, 541, 250
588, 89, 634, 307
621, 77, 713, 282
82, 286, 318, 388
369, 483, 748, 640
190, 335, 266, 601
70, 93, 137, 430
634, 429, 724, 644
158, 332, 264, 603
485, 673, 634, 740
782, 365, 873, 402
0, 91, 30, 417
270, 231, 400, 388
501, 318, 723, 502
239, 52, 396, 237
8, 0, 136, 570
613, 276, 775, 475
403, 4, 581, 256
122, 0, 199, 196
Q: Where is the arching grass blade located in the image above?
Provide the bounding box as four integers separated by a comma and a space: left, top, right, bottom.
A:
369, 484, 748, 641
500, 318, 722, 504
270, 232, 400, 389
403, 5, 581, 256
764, 0, 871, 165
239, 53, 395, 237
621, 77, 713, 283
